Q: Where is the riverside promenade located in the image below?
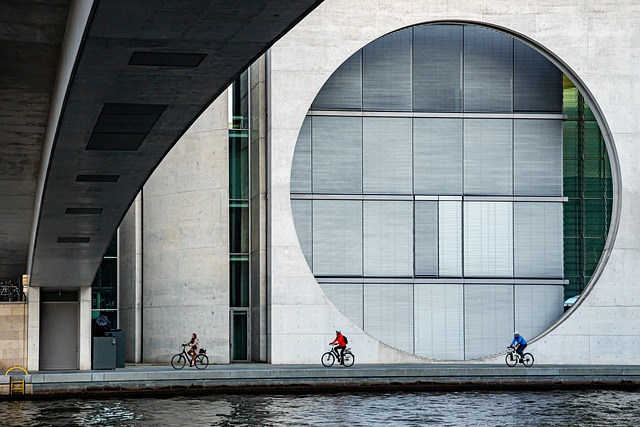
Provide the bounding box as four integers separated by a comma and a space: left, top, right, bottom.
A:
4, 363, 640, 399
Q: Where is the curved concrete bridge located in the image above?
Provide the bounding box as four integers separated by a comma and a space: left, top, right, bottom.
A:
0, 0, 323, 289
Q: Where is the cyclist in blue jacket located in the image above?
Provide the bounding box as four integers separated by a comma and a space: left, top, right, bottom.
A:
510, 331, 527, 361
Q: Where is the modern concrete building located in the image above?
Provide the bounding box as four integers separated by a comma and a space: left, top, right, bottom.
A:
3, 0, 639, 370
267, 0, 627, 365
109, 0, 630, 367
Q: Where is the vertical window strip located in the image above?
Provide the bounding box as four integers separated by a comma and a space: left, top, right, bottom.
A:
415, 201, 438, 276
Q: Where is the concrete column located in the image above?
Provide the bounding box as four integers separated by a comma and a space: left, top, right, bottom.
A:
250, 58, 268, 362
78, 287, 92, 370
134, 199, 142, 362
26, 286, 39, 371
119, 194, 143, 362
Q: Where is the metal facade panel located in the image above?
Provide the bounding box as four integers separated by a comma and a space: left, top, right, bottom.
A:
515, 284, 564, 340
463, 119, 513, 195
514, 202, 564, 278
312, 200, 363, 276
464, 284, 514, 359
415, 201, 438, 276
439, 201, 463, 277
513, 119, 563, 196
312, 116, 362, 194
320, 283, 364, 328
363, 28, 413, 111
312, 51, 363, 111
291, 200, 312, 268
291, 116, 311, 193
364, 201, 413, 276
414, 283, 464, 359
413, 24, 463, 112
363, 117, 413, 194
463, 25, 513, 113
464, 202, 514, 277
364, 283, 414, 353
513, 40, 563, 113
414, 119, 463, 195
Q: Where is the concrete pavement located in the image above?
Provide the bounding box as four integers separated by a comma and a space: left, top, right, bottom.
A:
3, 363, 640, 399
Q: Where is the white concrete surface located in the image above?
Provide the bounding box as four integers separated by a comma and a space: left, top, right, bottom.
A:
249, 59, 269, 362
79, 287, 92, 370
119, 195, 143, 363
27, 286, 39, 372
139, 95, 231, 363
268, 0, 638, 364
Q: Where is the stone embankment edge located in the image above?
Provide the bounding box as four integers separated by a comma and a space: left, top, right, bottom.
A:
4, 365, 640, 400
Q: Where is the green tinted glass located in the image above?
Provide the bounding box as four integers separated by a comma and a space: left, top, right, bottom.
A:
562, 78, 613, 300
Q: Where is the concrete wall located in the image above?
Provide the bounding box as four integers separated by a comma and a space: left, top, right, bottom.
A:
140, 95, 230, 363
120, 196, 142, 362
0, 302, 28, 370
268, 0, 638, 364
78, 287, 91, 370
250, 59, 269, 362
27, 287, 39, 371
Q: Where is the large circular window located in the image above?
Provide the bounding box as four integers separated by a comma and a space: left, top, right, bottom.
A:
290, 23, 612, 360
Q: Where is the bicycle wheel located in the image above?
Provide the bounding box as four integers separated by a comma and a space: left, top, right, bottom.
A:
505, 353, 517, 367
522, 353, 534, 367
171, 354, 186, 370
342, 351, 355, 367
194, 354, 209, 370
321, 351, 335, 367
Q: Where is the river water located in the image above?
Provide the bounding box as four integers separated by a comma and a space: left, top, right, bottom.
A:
2, 390, 639, 426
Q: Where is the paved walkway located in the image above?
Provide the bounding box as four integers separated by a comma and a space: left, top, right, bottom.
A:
4, 363, 640, 399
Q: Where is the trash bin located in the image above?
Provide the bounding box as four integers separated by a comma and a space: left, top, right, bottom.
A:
105, 329, 125, 368
92, 336, 116, 370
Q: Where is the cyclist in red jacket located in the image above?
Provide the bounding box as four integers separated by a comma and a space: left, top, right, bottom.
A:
330, 330, 347, 365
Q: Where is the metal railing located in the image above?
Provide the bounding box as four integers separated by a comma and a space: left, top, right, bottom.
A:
5, 367, 28, 397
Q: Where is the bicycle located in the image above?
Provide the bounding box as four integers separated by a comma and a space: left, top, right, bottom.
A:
321, 343, 355, 367
171, 344, 209, 370
505, 346, 534, 367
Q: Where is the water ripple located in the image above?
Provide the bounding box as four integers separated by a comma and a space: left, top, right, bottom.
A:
2, 389, 640, 426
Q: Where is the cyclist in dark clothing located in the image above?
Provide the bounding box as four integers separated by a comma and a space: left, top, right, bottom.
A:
510, 331, 527, 361
330, 330, 347, 365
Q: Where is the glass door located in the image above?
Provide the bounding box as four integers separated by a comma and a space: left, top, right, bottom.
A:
230, 309, 249, 361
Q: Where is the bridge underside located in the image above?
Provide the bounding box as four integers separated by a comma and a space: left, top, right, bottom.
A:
0, 0, 322, 288
0, 0, 70, 280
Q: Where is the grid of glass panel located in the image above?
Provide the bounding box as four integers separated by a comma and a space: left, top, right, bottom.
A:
290, 23, 609, 360
92, 235, 118, 330
562, 77, 613, 300
229, 71, 251, 361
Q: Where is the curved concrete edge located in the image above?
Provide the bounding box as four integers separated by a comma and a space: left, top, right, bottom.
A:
27, 0, 95, 278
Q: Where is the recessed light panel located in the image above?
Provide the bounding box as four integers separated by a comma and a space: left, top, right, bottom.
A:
87, 103, 166, 151
129, 52, 206, 67
57, 237, 90, 243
